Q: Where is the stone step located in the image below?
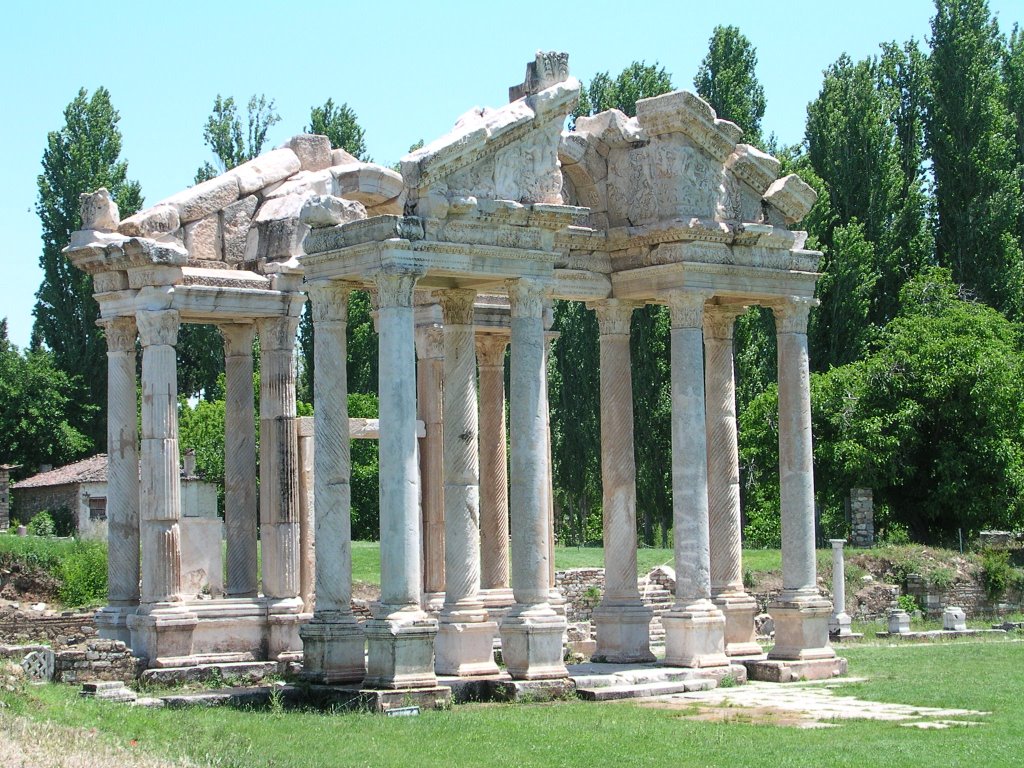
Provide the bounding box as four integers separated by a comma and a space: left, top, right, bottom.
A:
140, 660, 279, 686
576, 678, 715, 701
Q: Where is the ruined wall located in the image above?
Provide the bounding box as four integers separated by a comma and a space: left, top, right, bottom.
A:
11, 484, 78, 526
0, 608, 96, 646
54, 639, 138, 684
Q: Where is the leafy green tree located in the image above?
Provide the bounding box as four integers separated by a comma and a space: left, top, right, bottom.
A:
927, 0, 1023, 316
195, 94, 281, 183
694, 25, 767, 145
1004, 24, 1024, 240
34, 87, 143, 449
572, 61, 673, 125
307, 99, 368, 160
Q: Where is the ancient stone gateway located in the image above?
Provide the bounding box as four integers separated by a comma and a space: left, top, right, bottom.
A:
66, 51, 844, 693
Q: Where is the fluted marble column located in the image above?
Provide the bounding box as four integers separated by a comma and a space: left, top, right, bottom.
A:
95, 316, 139, 644
364, 271, 438, 690
591, 300, 654, 662
300, 282, 365, 683
703, 307, 761, 657
415, 322, 445, 599
662, 291, 728, 669
435, 289, 499, 676
499, 278, 567, 681
221, 323, 258, 599
476, 333, 511, 602
769, 298, 834, 661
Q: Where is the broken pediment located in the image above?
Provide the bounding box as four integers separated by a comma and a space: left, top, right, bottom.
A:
400, 51, 580, 217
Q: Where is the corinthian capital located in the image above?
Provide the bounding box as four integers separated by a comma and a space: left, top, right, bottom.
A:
772, 297, 818, 334
101, 316, 137, 353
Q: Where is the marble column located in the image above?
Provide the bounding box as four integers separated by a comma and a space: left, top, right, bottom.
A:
435, 289, 499, 676
499, 278, 567, 680
768, 298, 835, 661
300, 282, 365, 683
127, 303, 196, 663
221, 323, 258, 599
415, 321, 445, 601
95, 316, 140, 644
662, 291, 728, 669
476, 333, 512, 607
703, 307, 762, 657
542, 317, 560, 601
591, 300, 654, 662
364, 271, 438, 690
829, 539, 854, 637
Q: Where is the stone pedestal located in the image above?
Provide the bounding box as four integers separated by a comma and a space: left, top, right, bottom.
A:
127, 606, 198, 667
363, 616, 439, 689
500, 279, 566, 680
888, 609, 911, 634
662, 292, 728, 669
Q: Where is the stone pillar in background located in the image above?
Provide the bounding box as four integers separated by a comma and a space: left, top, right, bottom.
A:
415, 320, 446, 601
768, 298, 834, 661
829, 539, 854, 637
476, 333, 511, 607
296, 417, 315, 613
364, 271, 438, 689
591, 300, 654, 663
221, 323, 258, 599
703, 307, 761, 657
500, 278, 567, 681
127, 302, 196, 663
850, 489, 874, 548
95, 316, 140, 644
435, 289, 499, 676
662, 291, 728, 669
542, 309, 562, 609
300, 282, 365, 683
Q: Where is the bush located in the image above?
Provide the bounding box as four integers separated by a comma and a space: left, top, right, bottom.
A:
981, 548, 1012, 601
27, 510, 55, 537
743, 507, 781, 549
897, 594, 919, 614
57, 541, 107, 607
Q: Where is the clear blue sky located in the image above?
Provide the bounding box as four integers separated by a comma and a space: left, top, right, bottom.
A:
1, 0, 1020, 349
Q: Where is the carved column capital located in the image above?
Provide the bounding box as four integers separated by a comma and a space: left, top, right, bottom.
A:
415, 324, 445, 360
590, 300, 639, 336
702, 306, 745, 342
136, 309, 179, 348
506, 278, 547, 319
220, 323, 256, 358
439, 288, 478, 326
375, 271, 420, 308
773, 297, 818, 334
666, 291, 712, 329
257, 315, 300, 351
101, 316, 137, 353
476, 333, 509, 367
308, 281, 352, 323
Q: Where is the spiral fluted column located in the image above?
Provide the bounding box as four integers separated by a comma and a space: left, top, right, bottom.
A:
703, 306, 761, 656
662, 291, 728, 669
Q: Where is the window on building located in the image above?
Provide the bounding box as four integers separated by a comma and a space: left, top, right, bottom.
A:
88, 497, 107, 521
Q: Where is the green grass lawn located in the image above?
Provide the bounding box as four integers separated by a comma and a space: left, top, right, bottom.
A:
2, 639, 1022, 767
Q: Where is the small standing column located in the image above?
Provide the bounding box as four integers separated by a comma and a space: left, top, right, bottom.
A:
662, 291, 728, 669
128, 303, 196, 663
435, 289, 499, 676
829, 540, 854, 637
300, 282, 365, 683
591, 300, 654, 662
499, 278, 567, 680
768, 298, 834, 661
703, 307, 762, 657
476, 333, 511, 607
221, 323, 258, 599
415, 322, 445, 601
96, 316, 140, 644
364, 271, 438, 690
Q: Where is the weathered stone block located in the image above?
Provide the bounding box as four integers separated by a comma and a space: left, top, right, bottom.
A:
119, 204, 180, 238
183, 214, 222, 260
221, 195, 258, 264
230, 148, 301, 196
164, 174, 239, 224
79, 188, 120, 231
287, 134, 333, 172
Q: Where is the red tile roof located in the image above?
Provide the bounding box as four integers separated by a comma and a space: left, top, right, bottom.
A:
12, 455, 109, 489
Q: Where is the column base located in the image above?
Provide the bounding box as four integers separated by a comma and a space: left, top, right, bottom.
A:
713, 590, 763, 657
435, 619, 500, 677
499, 607, 567, 680
299, 612, 366, 683
267, 597, 311, 661
662, 600, 729, 668
592, 601, 655, 663
364, 611, 439, 689
829, 611, 857, 638
95, 604, 138, 646
767, 594, 836, 661
127, 604, 198, 667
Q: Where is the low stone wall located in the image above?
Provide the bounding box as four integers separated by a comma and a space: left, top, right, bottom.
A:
905, 575, 1024, 618
555, 568, 604, 623
0, 609, 96, 646
54, 639, 138, 684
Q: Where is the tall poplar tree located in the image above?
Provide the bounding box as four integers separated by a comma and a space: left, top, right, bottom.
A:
926, 0, 1023, 316
35, 87, 143, 448
694, 25, 767, 146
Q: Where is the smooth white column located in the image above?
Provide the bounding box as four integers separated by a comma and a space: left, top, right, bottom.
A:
768, 297, 834, 661
300, 282, 365, 683
95, 316, 139, 643
662, 291, 728, 669
703, 307, 761, 657
829, 539, 854, 636
499, 278, 567, 681
435, 289, 498, 676
591, 300, 654, 662
476, 334, 511, 598
415, 322, 445, 599
364, 271, 437, 690
221, 323, 258, 599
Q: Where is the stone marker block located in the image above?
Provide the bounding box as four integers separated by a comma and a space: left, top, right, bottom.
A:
888, 610, 911, 635
943, 607, 967, 632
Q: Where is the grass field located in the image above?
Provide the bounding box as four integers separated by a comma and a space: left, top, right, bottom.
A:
1, 638, 1021, 767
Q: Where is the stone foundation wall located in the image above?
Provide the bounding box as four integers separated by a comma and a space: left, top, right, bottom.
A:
54, 639, 138, 684
0, 609, 96, 646
555, 568, 604, 623
904, 575, 1024, 618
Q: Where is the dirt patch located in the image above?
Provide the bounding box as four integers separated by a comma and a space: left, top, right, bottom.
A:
352, 581, 380, 602
0, 565, 60, 604
642, 699, 833, 728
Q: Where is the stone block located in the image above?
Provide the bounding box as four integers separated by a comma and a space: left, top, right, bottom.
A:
434, 620, 500, 677
299, 617, 366, 684
363, 617, 438, 689
79, 188, 120, 231
183, 214, 222, 260
230, 148, 301, 196
943, 607, 967, 632
499, 612, 567, 681
287, 134, 333, 172
767, 599, 835, 661
888, 609, 911, 634
763, 174, 817, 226
299, 195, 367, 228
663, 608, 730, 668
179, 517, 223, 597
119, 204, 180, 238
164, 174, 240, 224
221, 195, 258, 264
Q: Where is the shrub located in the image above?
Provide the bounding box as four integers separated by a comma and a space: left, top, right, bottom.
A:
926, 565, 955, 592
27, 511, 55, 538
981, 548, 1012, 601
897, 594, 919, 614
57, 541, 107, 607
743, 508, 781, 549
